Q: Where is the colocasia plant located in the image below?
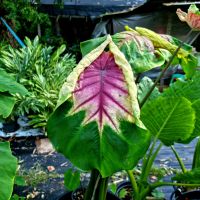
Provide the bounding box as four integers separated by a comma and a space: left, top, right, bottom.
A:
47, 35, 151, 199
47, 4, 200, 200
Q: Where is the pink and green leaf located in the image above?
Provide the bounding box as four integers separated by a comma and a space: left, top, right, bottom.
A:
177, 4, 200, 31
48, 36, 150, 177
58, 35, 141, 128
112, 31, 166, 73
73, 51, 133, 132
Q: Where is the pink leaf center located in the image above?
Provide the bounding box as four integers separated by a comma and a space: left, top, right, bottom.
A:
73, 51, 133, 132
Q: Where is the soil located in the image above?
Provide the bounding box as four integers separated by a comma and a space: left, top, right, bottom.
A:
3, 135, 198, 200
11, 137, 73, 200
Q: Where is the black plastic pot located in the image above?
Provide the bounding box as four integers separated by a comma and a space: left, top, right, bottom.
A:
116, 181, 133, 200
116, 181, 166, 200
59, 189, 120, 200
170, 189, 200, 200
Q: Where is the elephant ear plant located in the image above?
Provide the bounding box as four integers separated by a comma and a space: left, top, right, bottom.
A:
0, 69, 28, 119
0, 142, 18, 200
47, 35, 151, 199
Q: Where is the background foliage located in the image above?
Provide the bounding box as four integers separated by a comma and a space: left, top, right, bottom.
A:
0, 36, 76, 127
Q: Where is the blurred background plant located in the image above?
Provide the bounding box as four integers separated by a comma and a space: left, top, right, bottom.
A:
0, 0, 65, 47
0, 36, 76, 128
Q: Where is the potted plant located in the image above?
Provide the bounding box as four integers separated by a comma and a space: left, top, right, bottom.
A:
47, 35, 151, 200
47, 4, 200, 200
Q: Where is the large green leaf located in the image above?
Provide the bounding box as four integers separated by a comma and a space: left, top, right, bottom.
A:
137, 77, 160, 104
112, 31, 166, 73
0, 142, 18, 200
180, 54, 198, 79
192, 138, 200, 169
64, 169, 80, 191
80, 36, 107, 56
162, 71, 200, 103
48, 36, 151, 177
172, 168, 200, 184
141, 97, 195, 146
0, 94, 16, 118
0, 69, 28, 96
47, 101, 150, 177
191, 100, 200, 139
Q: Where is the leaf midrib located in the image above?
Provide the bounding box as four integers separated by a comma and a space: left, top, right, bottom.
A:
155, 100, 180, 139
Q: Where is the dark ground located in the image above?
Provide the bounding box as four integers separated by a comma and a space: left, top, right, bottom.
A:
10, 137, 198, 200
11, 138, 71, 200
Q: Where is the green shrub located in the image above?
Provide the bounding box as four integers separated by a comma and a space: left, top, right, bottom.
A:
0, 36, 76, 128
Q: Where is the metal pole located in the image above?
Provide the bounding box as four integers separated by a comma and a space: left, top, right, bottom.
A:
0, 17, 25, 48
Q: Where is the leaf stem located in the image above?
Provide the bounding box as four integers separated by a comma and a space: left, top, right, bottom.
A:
171, 145, 187, 173
151, 181, 200, 190
139, 29, 193, 108
126, 170, 139, 199
142, 143, 163, 181
91, 174, 101, 200
140, 135, 159, 181
98, 177, 109, 200
84, 169, 100, 200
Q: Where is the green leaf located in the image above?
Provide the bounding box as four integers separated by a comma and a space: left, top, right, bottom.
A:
172, 168, 200, 184
10, 194, 25, 200
137, 77, 160, 104
0, 94, 16, 118
192, 100, 200, 139
171, 36, 193, 52
14, 175, 26, 186
192, 138, 200, 169
0, 69, 28, 96
141, 97, 195, 146
64, 169, 80, 191
80, 36, 107, 56
188, 4, 200, 14
151, 189, 165, 198
112, 31, 166, 73
47, 101, 151, 177
158, 48, 179, 66
109, 183, 117, 194
118, 188, 128, 199
0, 142, 18, 200
162, 71, 200, 103
180, 54, 198, 79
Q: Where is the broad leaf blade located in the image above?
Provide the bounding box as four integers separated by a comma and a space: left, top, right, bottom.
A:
64, 169, 80, 191
191, 100, 200, 139
192, 138, 200, 169
47, 101, 150, 177
48, 36, 150, 177
0, 69, 28, 96
73, 51, 134, 131
80, 36, 107, 56
172, 168, 200, 184
0, 94, 15, 118
162, 71, 200, 103
0, 142, 18, 200
137, 77, 160, 104
141, 97, 195, 146
112, 31, 166, 73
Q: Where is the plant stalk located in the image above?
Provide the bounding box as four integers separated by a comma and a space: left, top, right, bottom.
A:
126, 170, 139, 199
171, 145, 187, 173
142, 143, 163, 181
139, 29, 193, 108
151, 181, 200, 190
98, 177, 109, 200
84, 169, 100, 200
91, 174, 101, 200
192, 137, 200, 169
140, 135, 159, 181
